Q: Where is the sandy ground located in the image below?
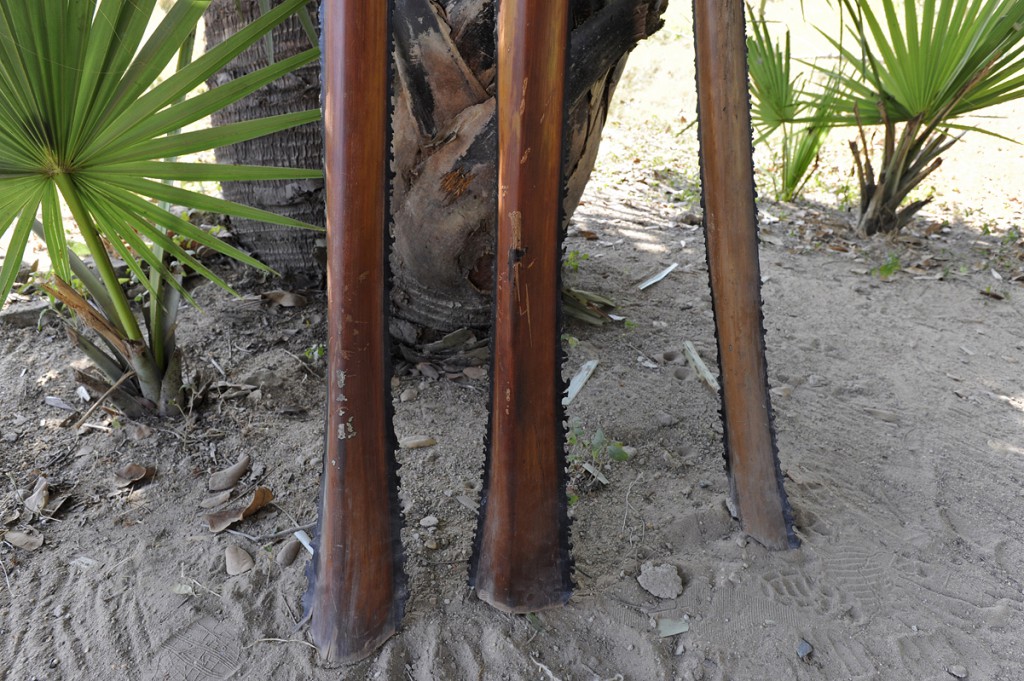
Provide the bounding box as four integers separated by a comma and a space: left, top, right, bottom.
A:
3, 2, 1024, 680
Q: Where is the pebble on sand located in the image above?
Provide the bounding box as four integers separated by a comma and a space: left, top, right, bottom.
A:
637, 561, 683, 599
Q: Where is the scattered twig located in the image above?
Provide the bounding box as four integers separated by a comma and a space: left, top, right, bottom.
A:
0, 554, 13, 599
531, 657, 563, 681
281, 349, 321, 378
207, 355, 226, 379
563, 359, 599, 406
608, 594, 646, 612
243, 637, 317, 651
179, 565, 223, 600
72, 370, 136, 430
190, 577, 224, 600
628, 344, 659, 369
622, 472, 644, 532
154, 425, 186, 442
224, 528, 260, 542
225, 521, 315, 544
270, 503, 301, 529
683, 341, 719, 392
103, 553, 134, 576
638, 262, 679, 290
78, 422, 112, 434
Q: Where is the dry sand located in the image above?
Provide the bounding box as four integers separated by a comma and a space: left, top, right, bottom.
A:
2, 2, 1024, 679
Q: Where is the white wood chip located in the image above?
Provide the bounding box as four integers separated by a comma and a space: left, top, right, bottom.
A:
683, 341, 719, 392
638, 263, 679, 290
563, 359, 599, 406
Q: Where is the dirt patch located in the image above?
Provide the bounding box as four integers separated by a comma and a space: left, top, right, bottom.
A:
3, 2, 1024, 680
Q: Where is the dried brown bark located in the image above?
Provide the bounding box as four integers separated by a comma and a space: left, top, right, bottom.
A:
390, 0, 666, 336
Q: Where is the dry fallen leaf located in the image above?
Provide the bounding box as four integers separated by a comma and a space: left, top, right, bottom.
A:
114, 463, 156, 488
398, 435, 437, 449
205, 487, 273, 533
416, 362, 440, 380
209, 453, 251, 492
44, 395, 76, 411
261, 290, 308, 308
199, 491, 231, 509
208, 381, 258, 400
40, 494, 69, 521
24, 477, 49, 514
5, 529, 43, 551
225, 545, 254, 575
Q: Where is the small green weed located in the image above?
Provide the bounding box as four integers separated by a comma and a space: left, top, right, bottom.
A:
304, 343, 326, 362
873, 254, 901, 280
564, 250, 590, 272
566, 421, 631, 501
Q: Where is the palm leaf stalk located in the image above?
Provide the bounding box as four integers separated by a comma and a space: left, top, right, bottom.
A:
147, 25, 197, 392
302, 0, 406, 664
815, 0, 1024, 234
694, 0, 797, 550
468, 0, 575, 612
0, 0, 322, 415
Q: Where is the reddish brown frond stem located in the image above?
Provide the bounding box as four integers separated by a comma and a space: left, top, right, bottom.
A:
469, 0, 574, 612
692, 0, 797, 550
304, 0, 406, 663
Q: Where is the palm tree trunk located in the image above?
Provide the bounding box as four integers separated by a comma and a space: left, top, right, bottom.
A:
204, 0, 325, 284
205, 0, 667, 332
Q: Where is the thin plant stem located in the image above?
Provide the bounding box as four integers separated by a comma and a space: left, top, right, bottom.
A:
72, 370, 137, 430
52, 173, 143, 342
150, 28, 196, 372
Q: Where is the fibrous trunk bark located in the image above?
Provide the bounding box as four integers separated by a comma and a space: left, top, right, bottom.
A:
205, 0, 667, 333
205, 0, 325, 284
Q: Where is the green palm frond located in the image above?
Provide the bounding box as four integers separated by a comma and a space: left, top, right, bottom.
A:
0, 0, 323, 314
815, 0, 1024, 128
747, 9, 801, 136
748, 8, 838, 201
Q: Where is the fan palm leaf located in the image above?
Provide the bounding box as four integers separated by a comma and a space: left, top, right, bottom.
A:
0, 0, 322, 318
0, 0, 321, 413
799, 0, 1024, 233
